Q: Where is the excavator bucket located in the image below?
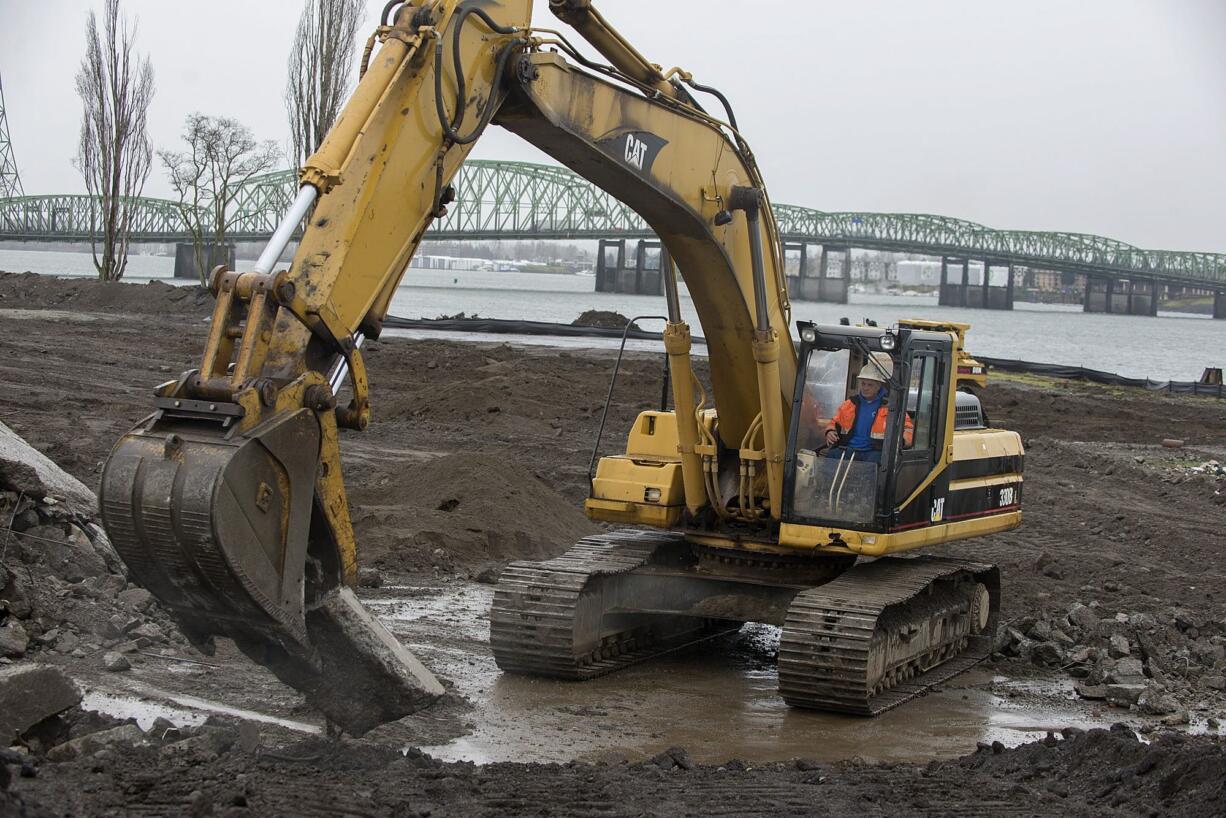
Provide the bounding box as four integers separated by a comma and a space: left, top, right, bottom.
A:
101, 406, 443, 735
102, 409, 319, 647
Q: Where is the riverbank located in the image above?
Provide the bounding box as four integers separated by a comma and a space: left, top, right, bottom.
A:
1, 264, 1221, 382
2, 271, 1225, 815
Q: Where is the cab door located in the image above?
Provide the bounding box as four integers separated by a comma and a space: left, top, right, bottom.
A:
889, 338, 951, 527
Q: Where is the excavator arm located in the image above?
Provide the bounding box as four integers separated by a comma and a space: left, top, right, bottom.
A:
100, 0, 795, 732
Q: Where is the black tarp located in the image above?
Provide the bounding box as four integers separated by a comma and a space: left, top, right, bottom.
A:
976, 356, 1225, 398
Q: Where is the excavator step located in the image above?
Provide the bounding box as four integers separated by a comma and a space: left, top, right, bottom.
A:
778, 556, 999, 715
490, 530, 737, 679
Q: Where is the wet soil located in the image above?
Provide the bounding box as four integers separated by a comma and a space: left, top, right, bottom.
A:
2, 272, 1226, 815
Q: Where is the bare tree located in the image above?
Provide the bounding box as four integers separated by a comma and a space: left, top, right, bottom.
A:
159, 114, 280, 283
75, 0, 155, 282
285, 0, 365, 168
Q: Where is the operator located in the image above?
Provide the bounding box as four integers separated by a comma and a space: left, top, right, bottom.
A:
822, 365, 913, 463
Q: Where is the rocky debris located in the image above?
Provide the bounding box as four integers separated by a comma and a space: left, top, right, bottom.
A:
357, 568, 383, 589
470, 562, 502, 584
116, 588, 154, 613
1106, 684, 1146, 708
1067, 603, 1100, 633
1075, 682, 1107, 700
0, 422, 97, 515
8, 702, 245, 772
1, 427, 186, 675
1108, 633, 1131, 658
998, 599, 1226, 716
0, 665, 81, 744
0, 621, 29, 658
650, 746, 697, 771
46, 723, 148, 762
101, 652, 130, 672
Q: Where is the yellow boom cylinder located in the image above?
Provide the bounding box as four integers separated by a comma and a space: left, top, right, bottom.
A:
663, 322, 707, 516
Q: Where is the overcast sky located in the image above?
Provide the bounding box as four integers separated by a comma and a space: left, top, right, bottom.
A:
1, 0, 1223, 252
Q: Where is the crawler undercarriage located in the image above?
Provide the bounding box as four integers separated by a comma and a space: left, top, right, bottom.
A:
491, 531, 999, 714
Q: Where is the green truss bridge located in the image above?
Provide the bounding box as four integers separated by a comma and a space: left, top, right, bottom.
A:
1, 159, 1222, 317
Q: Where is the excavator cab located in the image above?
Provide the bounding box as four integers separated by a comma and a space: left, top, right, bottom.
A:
784, 321, 953, 537
780, 319, 1021, 559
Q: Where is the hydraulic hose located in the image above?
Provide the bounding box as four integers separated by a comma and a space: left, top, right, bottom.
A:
434, 2, 522, 145
683, 78, 739, 134
434, 37, 524, 145
380, 0, 402, 27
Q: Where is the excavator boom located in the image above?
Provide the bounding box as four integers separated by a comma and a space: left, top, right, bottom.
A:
100, 0, 797, 732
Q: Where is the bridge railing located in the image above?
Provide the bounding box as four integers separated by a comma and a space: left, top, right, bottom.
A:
2, 160, 1224, 286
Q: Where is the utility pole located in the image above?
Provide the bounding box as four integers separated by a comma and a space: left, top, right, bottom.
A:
0, 71, 23, 198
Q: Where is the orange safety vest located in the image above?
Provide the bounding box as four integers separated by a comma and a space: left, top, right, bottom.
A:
825, 395, 914, 449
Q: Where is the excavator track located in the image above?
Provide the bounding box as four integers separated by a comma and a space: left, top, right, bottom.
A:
778, 556, 999, 715
490, 530, 736, 679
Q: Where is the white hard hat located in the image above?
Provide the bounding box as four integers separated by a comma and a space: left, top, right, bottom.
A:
857, 364, 887, 383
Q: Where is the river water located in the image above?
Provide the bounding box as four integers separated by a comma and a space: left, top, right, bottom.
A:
1, 247, 1219, 380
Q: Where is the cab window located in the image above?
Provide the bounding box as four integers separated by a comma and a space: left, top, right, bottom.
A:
907, 354, 937, 451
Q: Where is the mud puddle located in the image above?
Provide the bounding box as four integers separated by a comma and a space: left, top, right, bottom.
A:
80, 683, 322, 735
75, 579, 1203, 765
363, 581, 1146, 765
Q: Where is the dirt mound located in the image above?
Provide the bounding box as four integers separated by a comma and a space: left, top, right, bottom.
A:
348, 453, 598, 575
950, 727, 1226, 813
0, 271, 213, 314
571, 310, 639, 331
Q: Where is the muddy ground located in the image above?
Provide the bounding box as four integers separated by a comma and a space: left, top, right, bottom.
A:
1, 271, 1226, 816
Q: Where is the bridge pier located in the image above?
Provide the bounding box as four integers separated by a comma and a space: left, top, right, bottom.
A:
939, 257, 970, 307
595, 239, 628, 293
981, 261, 1014, 310
174, 243, 235, 281
1127, 278, 1159, 316
944, 260, 1013, 310
594, 238, 664, 295
784, 242, 823, 302
813, 245, 850, 304
1083, 276, 1159, 316
1215, 290, 1226, 320
634, 240, 663, 295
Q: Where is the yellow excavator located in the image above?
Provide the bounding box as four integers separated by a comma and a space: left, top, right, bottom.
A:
100, 0, 1023, 730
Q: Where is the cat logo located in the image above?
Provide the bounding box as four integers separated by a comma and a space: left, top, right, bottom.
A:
930, 497, 946, 523
598, 130, 668, 175
624, 134, 648, 170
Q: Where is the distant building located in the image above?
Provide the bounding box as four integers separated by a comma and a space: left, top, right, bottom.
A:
408, 254, 495, 271
895, 260, 942, 286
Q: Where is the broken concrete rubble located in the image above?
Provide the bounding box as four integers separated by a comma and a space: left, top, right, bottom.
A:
1108, 633, 1131, 658
0, 665, 81, 743
0, 621, 28, 658
999, 599, 1226, 715
101, 652, 130, 672
0, 421, 96, 514
46, 724, 148, 762
268, 586, 446, 736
